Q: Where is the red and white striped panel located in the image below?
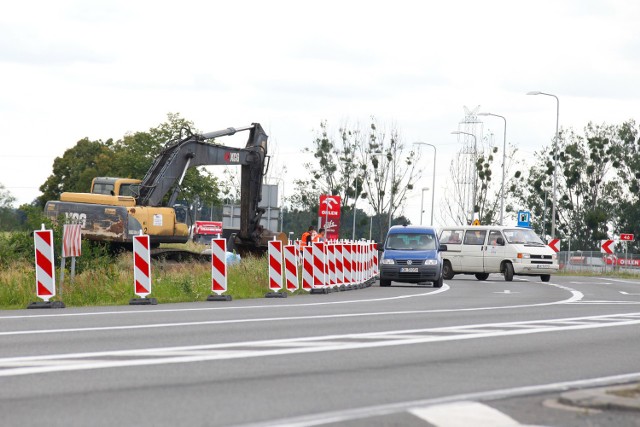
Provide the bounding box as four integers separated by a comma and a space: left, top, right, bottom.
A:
133, 234, 152, 298
34, 228, 55, 301
312, 241, 326, 288
372, 242, 379, 275
326, 243, 336, 287
301, 245, 313, 291
62, 224, 82, 258
343, 243, 352, 285
211, 238, 227, 295
366, 241, 373, 280
334, 242, 344, 286
268, 240, 283, 291
284, 244, 299, 292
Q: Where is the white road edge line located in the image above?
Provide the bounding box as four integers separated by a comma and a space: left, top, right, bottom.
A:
410, 401, 522, 427
0, 283, 583, 337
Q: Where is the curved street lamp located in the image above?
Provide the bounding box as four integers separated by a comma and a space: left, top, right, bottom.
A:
478, 112, 507, 225
527, 91, 560, 238
413, 142, 437, 225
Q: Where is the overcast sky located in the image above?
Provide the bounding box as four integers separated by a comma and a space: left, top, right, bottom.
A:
1, 0, 638, 227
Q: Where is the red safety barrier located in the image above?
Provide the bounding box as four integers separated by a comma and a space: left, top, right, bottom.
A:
301, 246, 313, 291
312, 241, 326, 290
130, 234, 157, 305
266, 239, 286, 298
62, 224, 82, 258
34, 228, 55, 301
207, 237, 231, 301
284, 244, 299, 292
343, 243, 353, 286
335, 242, 344, 288
327, 243, 336, 288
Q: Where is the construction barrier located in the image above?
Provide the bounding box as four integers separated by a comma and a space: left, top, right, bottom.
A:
284, 244, 299, 293
208, 237, 232, 301
59, 223, 82, 293
266, 239, 286, 298
28, 225, 65, 309
301, 245, 313, 291
311, 241, 327, 293
130, 233, 157, 305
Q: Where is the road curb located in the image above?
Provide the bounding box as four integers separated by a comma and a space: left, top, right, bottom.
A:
559, 383, 640, 412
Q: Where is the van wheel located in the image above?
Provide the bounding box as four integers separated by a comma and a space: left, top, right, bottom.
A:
503, 262, 514, 282
475, 273, 489, 281
540, 274, 551, 282
433, 274, 443, 288
442, 261, 455, 280
380, 279, 392, 287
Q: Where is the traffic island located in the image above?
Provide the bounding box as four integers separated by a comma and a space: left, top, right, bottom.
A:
559, 383, 640, 412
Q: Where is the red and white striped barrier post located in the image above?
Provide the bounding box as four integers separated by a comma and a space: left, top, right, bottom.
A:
343, 242, 353, 288
327, 243, 336, 290
130, 233, 157, 305
266, 239, 286, 298
284, 244, 299, 293
208, 237, 232, 301
28, 225, 64, 309
335, 241, 345, 290
311, 241, 328, 294
372, 242, 379, 277
301, 245, 313, 291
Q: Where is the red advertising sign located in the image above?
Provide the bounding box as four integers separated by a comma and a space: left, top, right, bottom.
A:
195, 221, 223, 236
620, 233, 635, 242
318, 195, 341, 241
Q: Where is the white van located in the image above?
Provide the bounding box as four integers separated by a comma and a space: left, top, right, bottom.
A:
438, 226, 558, 282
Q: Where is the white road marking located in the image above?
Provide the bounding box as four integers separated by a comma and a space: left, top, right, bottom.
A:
620, 291, 640, 296
0, 312, 638, 377
493, 290, 519, 294
0, 285, 451, 320
234, 372, 640, 427
0, 283, 583, 337
410, 401, 521, 427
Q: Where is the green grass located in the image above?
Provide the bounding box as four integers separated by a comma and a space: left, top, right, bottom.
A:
0, 251, 306, 310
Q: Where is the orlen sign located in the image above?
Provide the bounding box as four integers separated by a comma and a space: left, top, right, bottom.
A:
318, 195, 341, 241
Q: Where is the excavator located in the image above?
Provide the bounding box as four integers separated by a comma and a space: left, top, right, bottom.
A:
45, 123, 281, 257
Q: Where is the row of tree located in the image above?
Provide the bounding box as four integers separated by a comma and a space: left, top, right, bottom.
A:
2, 114, 639, 254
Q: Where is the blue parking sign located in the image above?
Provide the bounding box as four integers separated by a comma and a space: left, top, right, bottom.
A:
517, 210, 531, 227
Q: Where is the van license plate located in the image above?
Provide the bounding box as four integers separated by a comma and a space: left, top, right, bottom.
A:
400, 267, 419, 273
537, 265, 549, 269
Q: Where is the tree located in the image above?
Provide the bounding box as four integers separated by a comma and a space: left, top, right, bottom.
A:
441, 134, 520, 226
38, 113, 221, 210
0, 183, 18, 231
292, 118, 421, 241
512, 122, 620, 249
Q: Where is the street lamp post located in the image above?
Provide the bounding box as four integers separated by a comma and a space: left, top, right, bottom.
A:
451, 131, 478, 224
352, 175, 359, 241
420, 187, 429, 225
477, 112, 507, 225
413, 142, 437, 225
527, 91, 560, 238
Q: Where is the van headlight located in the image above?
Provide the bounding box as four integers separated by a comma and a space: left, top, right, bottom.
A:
551, 254, 557, 261
381, 259, 395, 265
424, 259, 438, 265
517, 253, 531, 259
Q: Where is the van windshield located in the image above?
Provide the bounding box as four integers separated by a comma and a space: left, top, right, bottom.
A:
503, 228, 545, 245
386, 233, 436, 250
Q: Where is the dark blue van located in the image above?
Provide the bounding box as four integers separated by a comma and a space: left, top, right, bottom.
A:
379, 225, 447, 287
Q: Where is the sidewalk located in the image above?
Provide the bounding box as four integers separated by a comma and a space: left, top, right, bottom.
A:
559, 382, 640, 411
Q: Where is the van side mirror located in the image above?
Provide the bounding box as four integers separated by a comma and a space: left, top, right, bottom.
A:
496, 237, 505, 246
439, 244, 447, 252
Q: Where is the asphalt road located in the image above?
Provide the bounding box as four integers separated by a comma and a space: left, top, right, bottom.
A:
1, 274, 640, 426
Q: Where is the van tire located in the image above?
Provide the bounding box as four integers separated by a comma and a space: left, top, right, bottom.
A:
433, 274, 443, 288
503, 262, 514, 282
540, 274, 551, 282
475, 273, 489, 281
380, 279, 392, 287
442, 261, 455, 280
